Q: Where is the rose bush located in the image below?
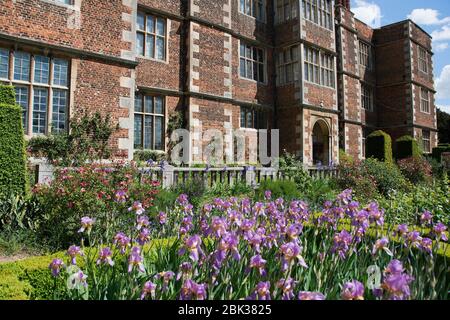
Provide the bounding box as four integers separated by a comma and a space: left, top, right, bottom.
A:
33, 161, 160, 249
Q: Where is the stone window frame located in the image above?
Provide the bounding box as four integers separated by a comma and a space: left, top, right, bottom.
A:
358, 40, 373, 70
275, 0, 298, 24
239, 41, 267, 84
361, 83, 374, 112
136, 12, 168, 63
0, 47, 70, 136
302, 0, 333, 30
422, 129, 431, 153
240, 106, 268, 129
134, 93, 166, 152
304, 46, 335, 88
39, 0, 79, 10
239, 0, 267, 22
420, 87, 430, 114
277, 45, 300, 86
418, 45, 428, 74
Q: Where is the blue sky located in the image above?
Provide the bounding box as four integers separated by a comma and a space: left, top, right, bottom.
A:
350, 0, 450, 113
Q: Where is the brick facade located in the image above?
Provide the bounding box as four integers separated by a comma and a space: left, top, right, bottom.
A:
0, 0, 438, 164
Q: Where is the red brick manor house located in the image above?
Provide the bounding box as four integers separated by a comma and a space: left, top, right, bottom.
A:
0, 0, 438, 165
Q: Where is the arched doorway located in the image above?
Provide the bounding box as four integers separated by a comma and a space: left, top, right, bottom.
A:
312, 120, 330, 166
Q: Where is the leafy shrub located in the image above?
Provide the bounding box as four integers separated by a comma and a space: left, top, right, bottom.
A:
134, 150, 166, 164
336, 158, 408, 201
28, 112, 118, 166
395, 135, 421, 160
379, 177, 450, 225
339, 149, 354, 164
397, 157, 432, 184
0, 252, 67, 300
0, 193, 43, 233
302, 178, 338, 210
362, 158, 409, 196
256, 179, 300, 201
366, 130, 393, 163
0, 100, 28, 196
0, 85, 16, 105
279, 151, 312, 191
33, 162, 160, 249
335, 159, 378, 201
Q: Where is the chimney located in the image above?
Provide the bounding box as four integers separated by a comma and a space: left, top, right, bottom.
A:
336, 0, 351, 10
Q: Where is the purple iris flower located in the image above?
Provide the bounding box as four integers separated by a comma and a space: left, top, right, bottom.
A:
395, 224, 409, 238
248, 281, 271, 300
177, 194, 189, 206
97, 247, 114, 266
209, 216, 228, 238
180, 280, 207, 300
128, 201, 145, 215
331, 230, 353, 259
158, 212, 167, 225
298, 291, 326, 300
140, 281, 157, 300
420, 237, 433, 254
367, 202, 385, 226
341, 280, 365, 300
66, 245, 83, 265
381, 260, 415, 299
218, 232, 241, 261
128, 246, 145, 273
179, 235, 204, 262
372, 237, 392, 256
49, 258, 64, 277
433, 223, 448, 242
114, 189, 127, 203
280, 242, 308, 271
114, 232, 131, 254
420, 210, 433, 226
176, 262, 194, 281
137, 228, 151, 246
276, 278, 296, 300
78, 216, 95, 233
154, 271, 175, 291
248, 255, 267, 276
286, 224, 303, 241
136, 215, 150, 231
405, 231, 423, 248
264, 190, 272, 200
248, 231, 264, 253
384, 259, 404, 275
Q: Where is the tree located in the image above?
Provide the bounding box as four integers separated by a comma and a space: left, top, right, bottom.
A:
437, 108, 450, 144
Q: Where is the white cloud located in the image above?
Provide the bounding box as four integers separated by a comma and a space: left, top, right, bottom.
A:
435, 65, 450, 100
432, 25, 450, 42
434, 42, 449, 52
352, 0, 382, 28
407, 9, 450, 25
437, 105, 450, 114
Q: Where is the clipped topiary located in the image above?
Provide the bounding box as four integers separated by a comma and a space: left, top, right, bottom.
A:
366, 130, 393, 163
396, 135, 421, 160
432, 144, 450, 161
0, 86, 28, 195
0, 84, 16, 105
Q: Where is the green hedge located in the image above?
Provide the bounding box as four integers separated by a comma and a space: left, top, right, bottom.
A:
366, 130, 393, 163
395, 135, 421, 160
0, 85, 16, 105
0, 253, 64, 300
0, 100, 28, 195
432, 144, 450, 161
